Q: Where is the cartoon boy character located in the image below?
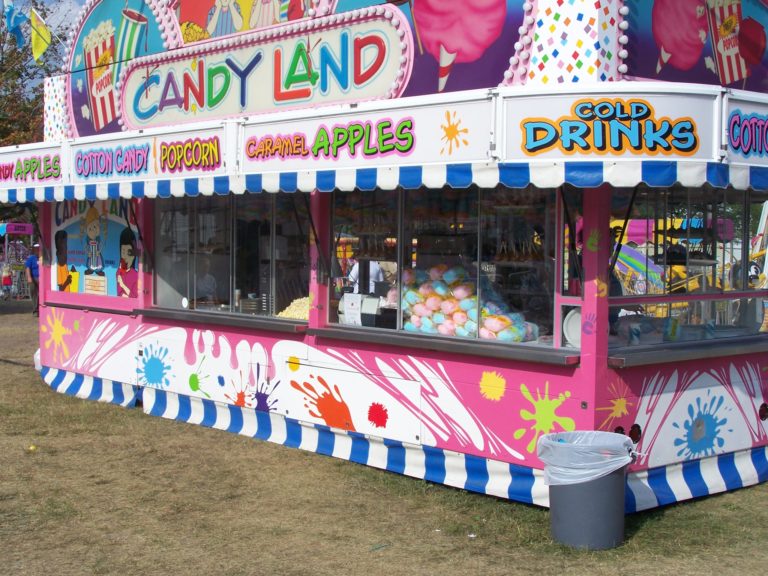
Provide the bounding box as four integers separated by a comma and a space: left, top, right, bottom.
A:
55, 230, 72, 291
207, 0, 243, 37
117, 227, 139, 298
82, 206, 105, 276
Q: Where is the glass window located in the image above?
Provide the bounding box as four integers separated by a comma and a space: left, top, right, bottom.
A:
329, 186, 557, 346
608, 186, 768, 348
154, 195, 310, 319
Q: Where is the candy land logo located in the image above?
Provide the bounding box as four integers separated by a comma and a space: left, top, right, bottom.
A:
521, 99, 699, 156
121, 10, 410, 130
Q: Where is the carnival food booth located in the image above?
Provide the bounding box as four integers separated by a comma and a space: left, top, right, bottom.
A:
3, 0, 768, 512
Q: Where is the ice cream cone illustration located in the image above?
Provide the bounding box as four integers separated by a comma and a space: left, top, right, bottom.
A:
438, 44, 457, 92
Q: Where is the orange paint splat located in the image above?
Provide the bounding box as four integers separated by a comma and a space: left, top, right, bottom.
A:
291, 375, 356, 431
225, 372, 253, 408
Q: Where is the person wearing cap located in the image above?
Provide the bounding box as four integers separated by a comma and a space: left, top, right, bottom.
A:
25, 243, 40, 316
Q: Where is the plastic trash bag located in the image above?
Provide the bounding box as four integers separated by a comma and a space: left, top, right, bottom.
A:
33, 348, 41, 372
537, 431, 635, 486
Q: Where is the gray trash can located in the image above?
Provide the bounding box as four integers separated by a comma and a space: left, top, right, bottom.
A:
537, 431, 634, 550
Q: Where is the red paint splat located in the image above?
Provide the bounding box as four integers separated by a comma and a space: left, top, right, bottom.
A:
290, 375, 356, 431
225, 373, 253, 408
368, 403, 388, 428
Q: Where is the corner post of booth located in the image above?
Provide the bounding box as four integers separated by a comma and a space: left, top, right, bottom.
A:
307, 189, 332, 338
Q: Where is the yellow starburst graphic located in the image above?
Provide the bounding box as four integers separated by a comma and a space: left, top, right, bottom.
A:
40, 309, 74, 364
479, 371, 506, 401
440, 110, 469, 156
596, 380, 634, 430
594, 275, 608, 298
514, 381, 575, 452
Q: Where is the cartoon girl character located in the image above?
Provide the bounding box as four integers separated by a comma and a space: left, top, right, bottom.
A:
249, 0, 280, 29
207, 0, 244, 37
82, 206, 105, 276
54, 230, 72, 291
117, 227, 139, 298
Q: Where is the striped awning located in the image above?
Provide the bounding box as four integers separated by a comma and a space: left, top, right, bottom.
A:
2, 160, 768, 203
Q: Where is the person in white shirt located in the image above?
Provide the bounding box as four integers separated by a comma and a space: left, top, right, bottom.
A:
348, 260, 383, 294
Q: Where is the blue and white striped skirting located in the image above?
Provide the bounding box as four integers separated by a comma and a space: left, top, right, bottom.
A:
39, 366, 768, 511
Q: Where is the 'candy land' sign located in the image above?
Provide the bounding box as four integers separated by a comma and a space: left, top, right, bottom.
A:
120, 8, 412, 130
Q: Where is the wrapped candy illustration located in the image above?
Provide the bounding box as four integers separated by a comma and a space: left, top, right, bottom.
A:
412, 0, 506, 91
112, 9, 148, 86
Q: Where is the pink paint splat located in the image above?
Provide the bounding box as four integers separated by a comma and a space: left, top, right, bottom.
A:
230, 342, 239, 371
184, 331, 199, 365
196, 331, 205, 354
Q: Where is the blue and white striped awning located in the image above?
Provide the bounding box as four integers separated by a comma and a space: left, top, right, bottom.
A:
2, 160, 768, 203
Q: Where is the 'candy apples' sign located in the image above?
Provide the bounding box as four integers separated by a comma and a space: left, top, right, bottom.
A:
119, 7, 413, 130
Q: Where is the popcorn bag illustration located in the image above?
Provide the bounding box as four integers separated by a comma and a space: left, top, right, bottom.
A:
707, 0, 749, 85
83, 21, 117, 132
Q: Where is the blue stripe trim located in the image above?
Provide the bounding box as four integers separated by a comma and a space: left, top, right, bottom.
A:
508, 462, 536, 504
499, 163, 531, 188
8, 189, 16, 203
148, 388, 167, 416
423, 446, 446, 484
752, 445, 768, 483
184, 178, 199, 197
464, 454, 489, 493
349, 431, 370, 464
227, 405, 244, 434
706, 163, 729, 188
646, 465, 677, 506
316, 425, 336, 456
213, 176, 230, 194
624, 480, 637, 512
26, 188, 35, 202
87, 377, 103, 401
565, 161, 603, 187
255, 410, 272, 440
177, 394, 191, 423
750, 166, 768, 190
44, 187, 54, 202
200, 398, 217, 427
64, 185, 75, 200
316, 170, 336, 192
107, 183, 120, 199
717, 452, 743, 490
356, 168, 378, 191
284, 419, 302, 448
64, 372, 84, 396
50, 369, 67, 392
399, 166, 423, 189
446, 163, 473, 188
681, 458, 708, 497
132, 181, 144, 198
642, 161, 677, 186
157, 180, 171, 198
85, 184, 97, 200
384, 439, 406, 474
279, 172, 297, 192
245, 174, 262, 192
112, 381, 126, 406
40, 366, 50, 379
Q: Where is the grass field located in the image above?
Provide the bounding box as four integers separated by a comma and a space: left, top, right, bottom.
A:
1, 300, 768, 576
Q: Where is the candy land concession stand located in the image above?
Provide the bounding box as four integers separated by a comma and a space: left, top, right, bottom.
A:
5, 0, 768, 512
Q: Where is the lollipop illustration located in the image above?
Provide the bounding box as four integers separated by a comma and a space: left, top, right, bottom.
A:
411, 0, 506, 92
739, 17, 767, 69
652, 0, 708, 73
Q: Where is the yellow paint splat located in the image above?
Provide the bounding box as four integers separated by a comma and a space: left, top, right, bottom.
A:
287, 356, 301, 371
514, 381, 575, 452
479, 371, 506, 401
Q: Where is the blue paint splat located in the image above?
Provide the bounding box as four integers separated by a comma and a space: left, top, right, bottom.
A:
217, 375, 226, 387
137, 344, 172, 389
673, 392, 730, 460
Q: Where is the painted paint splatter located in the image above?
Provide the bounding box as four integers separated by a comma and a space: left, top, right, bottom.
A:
596, 380, 634, 431
479, 371, 506, 401
188, 356, 210, 398
673, 392, 731, 459
440, 110, 469, 155
252, 364, 278, 412
514, 382, 575, 453
291, 374, 356, 431
40, 308, 74, 364
137, 343, 172, 389
225, 371, 255, 408
368, 402, 389, 428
